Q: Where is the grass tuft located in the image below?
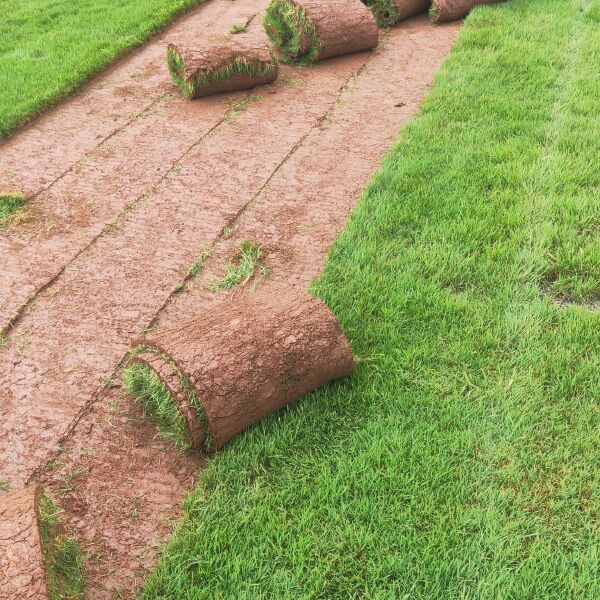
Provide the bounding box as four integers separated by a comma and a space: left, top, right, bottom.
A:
206, 240, 267, 292
0, 192, 27, 227
39, 494, 85, 600
228, 23, 248, 35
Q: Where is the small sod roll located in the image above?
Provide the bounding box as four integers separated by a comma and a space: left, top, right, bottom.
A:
430, 0, 501, 23
167, 34, 278, 99
264, 0, 379, 64
363, 0, 430, 27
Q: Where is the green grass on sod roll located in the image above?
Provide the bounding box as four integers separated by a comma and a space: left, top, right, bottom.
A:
123, 352, 212, 451
263, 0, 321, 64
167, 49, 277, 99
141, 0, 600, 596
363, 0, 400, 27
0, 0, 209, 137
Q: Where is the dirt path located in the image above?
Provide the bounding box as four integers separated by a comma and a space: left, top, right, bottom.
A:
0, 2, 460, 596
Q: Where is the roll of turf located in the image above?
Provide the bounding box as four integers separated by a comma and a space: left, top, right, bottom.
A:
264, 0, 379, 64
430, 0, 500, 23
363, 0, 430, 27
125, 290, 355, 451
167, 35, 278, 99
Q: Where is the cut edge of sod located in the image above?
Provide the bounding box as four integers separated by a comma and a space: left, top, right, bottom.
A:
364, 0, 399, 28
167, 49, 278, 99
39, 494, 85, 600
0, 192, 28, 227
123, 350, 212, 451
263, 0, 321, 65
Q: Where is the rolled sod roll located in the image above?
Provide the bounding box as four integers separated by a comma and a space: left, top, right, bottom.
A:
363, 0, 430, 27
0, 486, 49, 600
264, 0, 379, 64
430, 0, 500, 23
126, 290, 355, 451
167, 35, 278, 99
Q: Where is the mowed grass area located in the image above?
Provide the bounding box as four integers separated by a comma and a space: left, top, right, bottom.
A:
0, 0, 206, 137
142, 0, 600, 597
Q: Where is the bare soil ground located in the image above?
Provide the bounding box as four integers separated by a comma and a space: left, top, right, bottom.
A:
0, 0, 460, 596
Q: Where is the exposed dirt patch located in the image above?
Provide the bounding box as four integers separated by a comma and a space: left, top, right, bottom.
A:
0, 3, 460, 596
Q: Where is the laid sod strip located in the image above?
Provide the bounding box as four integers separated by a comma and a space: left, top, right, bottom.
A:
0, 0, 210, 137
167, 36, 278, 99
264, 0, 378, 64
363, 0, 429, 27
0, 486, 49, 598
128, 290, 354, 452
142, 0, 600, 597
39, 495, 85, 600
430, 0, 503, 23
0, 192, 27, 227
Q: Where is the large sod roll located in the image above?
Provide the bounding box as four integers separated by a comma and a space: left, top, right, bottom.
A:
363, 0, 430, 27
430, 0, 501, 22
125, 290, 355, 451
264, 0, 379, 64
167, 35, 278, 99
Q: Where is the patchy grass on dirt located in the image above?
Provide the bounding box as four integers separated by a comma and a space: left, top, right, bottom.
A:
39, 494, 85, 600
0, 0, 208, 136
206, 240, 267, 291
143, 0, 600, 597
0, 193, 27, 227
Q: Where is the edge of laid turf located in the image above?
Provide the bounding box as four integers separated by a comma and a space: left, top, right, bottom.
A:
0, 0, 210, 137
142, 0, 600, 597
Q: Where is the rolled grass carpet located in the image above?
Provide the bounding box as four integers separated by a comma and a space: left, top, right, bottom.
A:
264, 0, 379, 64
167, 35, 278, 99
125, 290, 355, 451
363, 0, 430, 27
430, 0, 501, 22
0, 486, 48, 600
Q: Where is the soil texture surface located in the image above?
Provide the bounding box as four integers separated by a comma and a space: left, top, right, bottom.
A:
0, 1, 460, 596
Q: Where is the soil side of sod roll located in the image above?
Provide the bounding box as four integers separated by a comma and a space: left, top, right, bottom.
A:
430, 0, 500, 23
363, 0, 430, 27
264, 0, 379, 64
0, 486, 48, 600
167, 35, 278, 99
127, 290, 355, 451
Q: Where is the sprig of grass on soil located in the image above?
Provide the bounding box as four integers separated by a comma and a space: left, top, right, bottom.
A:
223, 95, 261, 121
206, 240, 267, 292
228, 23, 248, 34
39, 494, 85, 600
0, 193, 27, 227
263, 0, 321, 64
142, 0, 600, 597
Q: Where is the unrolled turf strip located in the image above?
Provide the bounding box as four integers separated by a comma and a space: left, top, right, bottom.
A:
430, 0, 501, 22
167, 35, 278, 99
128, 290, 355, 450
0, 486, 48, 599
264, 0, 379, 64
363, 0, 430, 27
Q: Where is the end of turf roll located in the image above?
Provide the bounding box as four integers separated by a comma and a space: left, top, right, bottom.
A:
126, 289, 355, 452
0, 486, 49, 599
264, 0, 379, 64
362, 0, 430, 27
167, 35, 278, 99
429, 0, 501, 23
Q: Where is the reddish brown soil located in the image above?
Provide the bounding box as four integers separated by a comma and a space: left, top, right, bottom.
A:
431, 0, 499, 22
0, 1, 460, 595
135, 290, 355, 449
0, 486, 48, 600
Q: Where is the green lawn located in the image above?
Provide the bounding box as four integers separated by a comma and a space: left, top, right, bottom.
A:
0, 0, 206, 137
142, 0, 600, 597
